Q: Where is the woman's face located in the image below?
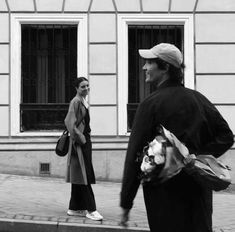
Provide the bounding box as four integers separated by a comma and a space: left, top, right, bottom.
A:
76, 80, 89, 97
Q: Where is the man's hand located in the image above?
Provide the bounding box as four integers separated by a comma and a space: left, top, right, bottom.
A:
119, 208, 130, 227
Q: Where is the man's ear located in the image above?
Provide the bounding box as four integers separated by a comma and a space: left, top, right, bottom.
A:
161, 63, 169, 74
164, 63, 170, 72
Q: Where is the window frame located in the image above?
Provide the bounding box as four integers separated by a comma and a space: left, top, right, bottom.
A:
117, 14, 194, 136
10, 14, 88, 136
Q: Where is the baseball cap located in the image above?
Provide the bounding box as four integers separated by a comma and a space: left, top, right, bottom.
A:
138, 43, 183, 68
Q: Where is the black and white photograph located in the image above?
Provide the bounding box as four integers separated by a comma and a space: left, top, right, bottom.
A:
0, 0, 235, 232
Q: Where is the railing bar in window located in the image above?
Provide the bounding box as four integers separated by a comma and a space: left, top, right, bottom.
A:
52, 24, 56, 103
166, 25, 169, 42
46, 25, 48, 103
68, 25, 71, 102
36, 25, 39, 103
151, 25, 153, 46
174, 25, 177, 45
135, 26, 138, 103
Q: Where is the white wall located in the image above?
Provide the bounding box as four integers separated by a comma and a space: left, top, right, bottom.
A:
195, 11, 235, 135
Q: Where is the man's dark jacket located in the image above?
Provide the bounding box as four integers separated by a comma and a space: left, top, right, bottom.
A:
120, 80, 234, 232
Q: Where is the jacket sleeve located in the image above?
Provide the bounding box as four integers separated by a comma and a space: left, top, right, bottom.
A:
199, 96, 234, 157
120, 101, 155, 209
64, 100, 84, 141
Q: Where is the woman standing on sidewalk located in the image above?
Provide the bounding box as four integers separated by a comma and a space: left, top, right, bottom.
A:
64, 77, 103, 221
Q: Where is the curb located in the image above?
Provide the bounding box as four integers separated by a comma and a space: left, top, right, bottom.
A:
0, 218, 150, 232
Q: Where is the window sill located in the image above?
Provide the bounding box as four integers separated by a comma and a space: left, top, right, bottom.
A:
13, 131, 62, 137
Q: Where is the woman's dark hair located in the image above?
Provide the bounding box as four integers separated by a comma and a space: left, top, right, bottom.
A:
73, 77, 88, 88
153, 58, 185, 83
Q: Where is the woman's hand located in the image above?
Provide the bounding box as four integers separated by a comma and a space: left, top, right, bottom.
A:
119, 208, 130, 227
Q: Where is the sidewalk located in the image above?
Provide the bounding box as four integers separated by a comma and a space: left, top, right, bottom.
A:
0, 174, 235, 232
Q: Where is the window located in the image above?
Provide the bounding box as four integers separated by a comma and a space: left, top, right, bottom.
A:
127, 25, 184, 130
21, 25, 77, 131
10, 14, 87, 135
118, 14, 194, 135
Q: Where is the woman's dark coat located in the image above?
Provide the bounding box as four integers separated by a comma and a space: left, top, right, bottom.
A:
120, 80, 234, 232
64, 96, 95, 185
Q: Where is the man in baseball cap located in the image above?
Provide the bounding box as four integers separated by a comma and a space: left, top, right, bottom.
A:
120, 42, 233, 232
138, 43, 183, 68
136, 43, 184, 85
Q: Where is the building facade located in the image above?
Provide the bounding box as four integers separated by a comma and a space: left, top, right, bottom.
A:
0, 0, 234, 182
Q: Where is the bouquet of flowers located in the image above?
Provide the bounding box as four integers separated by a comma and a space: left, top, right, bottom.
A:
138, 125, 231, 191
139, 126, 188, 184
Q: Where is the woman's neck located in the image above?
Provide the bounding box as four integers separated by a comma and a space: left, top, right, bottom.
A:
76, 93, 86, 99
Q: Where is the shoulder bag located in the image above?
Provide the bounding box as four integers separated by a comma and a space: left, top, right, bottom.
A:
55, 130, 70, 157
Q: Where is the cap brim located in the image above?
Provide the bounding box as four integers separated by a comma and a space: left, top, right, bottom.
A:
138, 49, 157, 59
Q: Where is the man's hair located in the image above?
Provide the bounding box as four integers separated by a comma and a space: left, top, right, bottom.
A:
153, 58, 185, 83
73, 76, 88, 88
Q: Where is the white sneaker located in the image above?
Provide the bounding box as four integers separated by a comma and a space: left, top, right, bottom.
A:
86, 210, 103, 221
67, 209, 87, 217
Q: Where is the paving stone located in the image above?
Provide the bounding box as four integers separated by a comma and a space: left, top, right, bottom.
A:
32, 216, 50, 221
15, 214, 26, 219
57, 217, 68, 222
4, 214, 16, 219
67, 217, 85, 223
102, 220, 119, 226
23, 215, 33, 220
84, 218, 102, 225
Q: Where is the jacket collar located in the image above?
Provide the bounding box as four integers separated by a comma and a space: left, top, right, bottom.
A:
82, 97, 89, 109
157, 79, 183, 90
75, 95, 89, 109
